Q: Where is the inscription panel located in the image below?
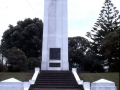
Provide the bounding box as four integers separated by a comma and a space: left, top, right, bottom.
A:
49, 63, 60, 67
49, 48, 60, 60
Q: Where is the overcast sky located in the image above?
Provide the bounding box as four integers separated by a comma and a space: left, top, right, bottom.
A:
0, 0, 120, 41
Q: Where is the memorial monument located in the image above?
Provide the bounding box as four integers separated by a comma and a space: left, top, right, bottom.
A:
41, 0, 69, 70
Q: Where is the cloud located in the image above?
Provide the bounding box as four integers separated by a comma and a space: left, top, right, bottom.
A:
0, 0, 44, 39
0, 0, 119, 40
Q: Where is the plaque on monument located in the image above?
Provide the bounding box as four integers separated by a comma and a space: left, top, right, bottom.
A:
49, 63, 60, 67
49, 48, 60, 60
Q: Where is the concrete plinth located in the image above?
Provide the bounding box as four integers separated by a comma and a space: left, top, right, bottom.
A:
41, 0, 69, 70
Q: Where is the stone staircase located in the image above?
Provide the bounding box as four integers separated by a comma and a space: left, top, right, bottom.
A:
29, 71, 84, 90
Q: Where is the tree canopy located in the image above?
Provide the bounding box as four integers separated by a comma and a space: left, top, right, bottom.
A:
86, 0, 120, 72
1, 18, 43, 71
68, 36, 90, 70
6, 47, 27, 72
1, 18, 43, 59
68, 36, 104, 72
100, 27, 120, 72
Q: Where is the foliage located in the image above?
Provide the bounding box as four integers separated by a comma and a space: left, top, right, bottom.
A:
27, 57, 41, 70
1, 18, 43, 71
68, 36, 90, 70
1, 18, 43, 59
0, 45, 1, 54
85, 50, 104, 72
100, 27, 120, 72
0, 46, 4, 72
0, 61, 2, 72
68, 36, 104, 72
86, 0, 120, 72
6, 47, 27, 72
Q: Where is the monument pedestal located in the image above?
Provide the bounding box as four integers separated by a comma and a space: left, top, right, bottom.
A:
41, 0, 69, 70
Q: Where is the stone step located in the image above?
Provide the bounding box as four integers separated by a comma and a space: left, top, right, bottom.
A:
29, 71, 84, 90
35, 82, 77, 85
30, 85, 80, 88
29, 88, 81, 90
37, 77, 73, 79
35, 80, 76, 83
36, 78, 74, 80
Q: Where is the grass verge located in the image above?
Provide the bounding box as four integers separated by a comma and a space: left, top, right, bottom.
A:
0, 72, 119, 90
0, 72, 33, 82
79, 73, 119, 90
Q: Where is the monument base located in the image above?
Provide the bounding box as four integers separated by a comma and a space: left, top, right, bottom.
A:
41, 61, 69, 71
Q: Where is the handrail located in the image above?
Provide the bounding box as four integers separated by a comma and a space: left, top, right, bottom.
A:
29, 67, 40, 84
72, 68, 83, 85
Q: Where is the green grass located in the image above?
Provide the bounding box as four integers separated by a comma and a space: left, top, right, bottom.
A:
79, 73, 119, 90
0, 72, 33, 82
0, 72, 119, 90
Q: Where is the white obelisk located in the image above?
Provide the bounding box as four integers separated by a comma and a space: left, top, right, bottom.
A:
41, 0, 69, 70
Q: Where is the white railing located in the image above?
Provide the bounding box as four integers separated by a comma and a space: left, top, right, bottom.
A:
72, 68, 83, 85
72, 68, 90, 90
29, 67, 40, 84
26, 67, 40, 90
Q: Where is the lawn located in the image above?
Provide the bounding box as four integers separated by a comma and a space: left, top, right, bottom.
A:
0, 72, 119, 90
0, 72, 33, 82
80, 73, 119, 90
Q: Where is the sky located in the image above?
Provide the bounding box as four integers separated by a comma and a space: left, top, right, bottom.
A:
0, 0, 120, 41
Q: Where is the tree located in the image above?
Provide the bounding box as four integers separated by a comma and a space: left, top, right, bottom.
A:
0, 45, 1, 53
0, 60, 2, 72
0, 45, 2, 71
0, 45, 4, 72
86, 0, 120, 72
68, 36, 90, 70
68, 36, 104, 72
100, 27, 120, 72
1, 18, 43, 59
6, 47, 27, 72
27, 57, 41, 70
